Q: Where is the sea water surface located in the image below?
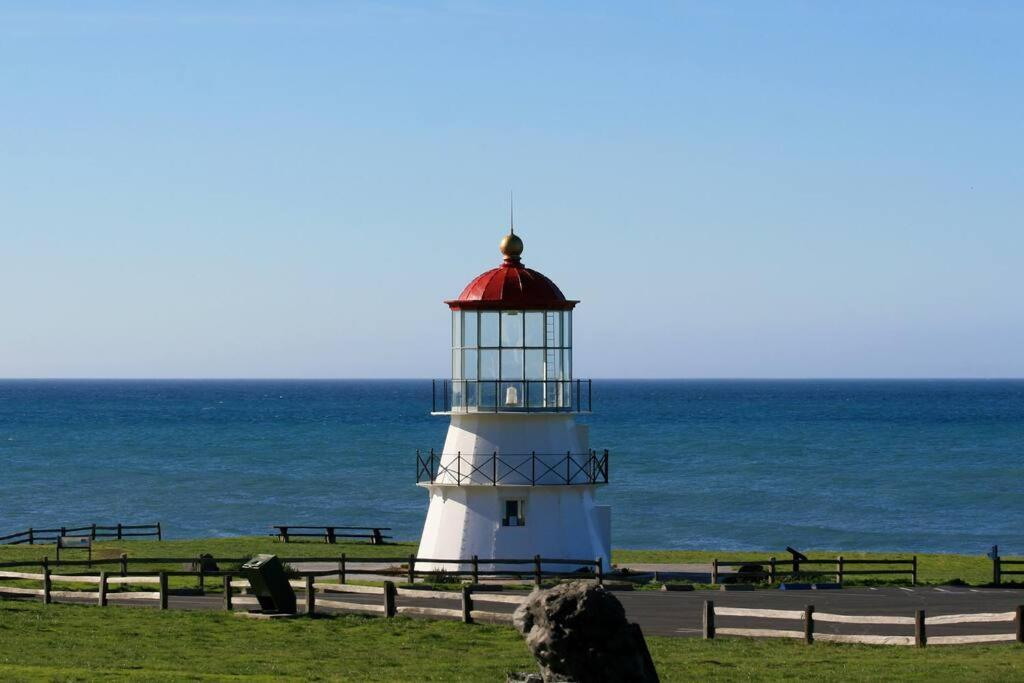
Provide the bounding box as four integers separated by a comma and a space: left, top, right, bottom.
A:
1, 380, 1022, 554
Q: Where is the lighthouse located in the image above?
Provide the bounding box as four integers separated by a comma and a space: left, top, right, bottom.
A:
416, 228, 611, 569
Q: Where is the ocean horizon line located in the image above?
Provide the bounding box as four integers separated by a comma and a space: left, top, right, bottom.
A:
1, 376, 1022, 382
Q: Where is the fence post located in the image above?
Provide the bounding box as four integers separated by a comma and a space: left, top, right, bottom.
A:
98, 572, 108, 607
120, 553, 128, 577
472, 555, 479, 584
156, 522, 162, 541
42, 555, 49, 573
197, 556, 205, 594
712, 559, 719, 585
1016, 605, 1023, 644
994, 554, 1001, 587
769, 557, 776, 583
804, 605, 814, 644
42, 568, 52, 605
596, 558, 604, 586
224, 575, 233, 611
915, 609, 926, 647
383, 581, 396, 617
836, 556, 844, 585
534, 555, 542, 587
305, 575, 316, 616
339, 554, 346, 584
28, 528, 34, 545
703, 600, 715, 639
407, 555, 416, 585
461, 585, 473, 623
117, 523, 123, 541
911, 555, 917, 586
91, 523, 97, 540
159, 572, 168, 610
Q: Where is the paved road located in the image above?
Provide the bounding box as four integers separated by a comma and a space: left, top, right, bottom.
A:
52, 584, 1024, 639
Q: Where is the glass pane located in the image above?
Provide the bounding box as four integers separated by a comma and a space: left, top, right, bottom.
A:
563, 349, 572, 380
480, 349, 499, 380
501, 349, 523, 380
452, 311, 462, 348
463, 311, 478, 348
480, 381, 497, 410
547, 311, 562, 348
525, 350, 544, 380
452, 349, 462, 379
547, 348, 562, 381
480, 311, 499, 347
525, 312, 544, 347
565, 311, 572, 348
501, 311, 523, 347
463, 350, 478, 380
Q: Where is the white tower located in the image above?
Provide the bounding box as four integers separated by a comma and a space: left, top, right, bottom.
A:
417, 229, 611, 570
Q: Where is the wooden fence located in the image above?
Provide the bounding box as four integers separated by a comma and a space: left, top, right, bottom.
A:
4, 562, 1024, 647
711, 556, 917, 585
0, 565, 525, 623
0, 553, 593, 624
0, 553, 602, 587
702, 601, 1024, 647
992, 555, 1024, 586
0, 523, 162, 545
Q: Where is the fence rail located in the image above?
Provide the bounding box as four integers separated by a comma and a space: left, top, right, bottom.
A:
416, 450, 609, 486
702, 601, 1024, 647
0, 553, 602, 589
992, 553, 1024, 586
0, 523, 162, 546
711, 555, 917, 585
5, 554, 1024, 648
0, 553, 604, 622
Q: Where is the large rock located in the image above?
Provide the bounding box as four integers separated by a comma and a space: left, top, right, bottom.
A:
511, 581, 659, 683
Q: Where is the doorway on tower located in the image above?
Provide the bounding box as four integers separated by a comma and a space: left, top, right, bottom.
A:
502, 498, 526, 527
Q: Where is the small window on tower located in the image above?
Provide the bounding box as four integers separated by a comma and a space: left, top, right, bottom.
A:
502, 499, 526, 527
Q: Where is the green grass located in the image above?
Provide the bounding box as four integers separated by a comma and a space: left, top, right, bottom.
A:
0, 601, 1022, 681
613, 549, 1016, 586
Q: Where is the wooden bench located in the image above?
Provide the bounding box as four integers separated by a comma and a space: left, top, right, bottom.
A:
273, 526, 392, 545
56, 536, 92, 564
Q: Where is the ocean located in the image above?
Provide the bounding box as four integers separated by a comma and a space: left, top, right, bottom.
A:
1, 380, 1022, 554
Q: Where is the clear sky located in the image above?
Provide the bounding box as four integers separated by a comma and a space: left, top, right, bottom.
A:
2, 2, 1021, 378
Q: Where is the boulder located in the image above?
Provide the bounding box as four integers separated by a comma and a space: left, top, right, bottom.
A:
512, 580, 659, 683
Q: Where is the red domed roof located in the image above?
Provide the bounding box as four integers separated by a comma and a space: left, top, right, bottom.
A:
446, 233, 578, 311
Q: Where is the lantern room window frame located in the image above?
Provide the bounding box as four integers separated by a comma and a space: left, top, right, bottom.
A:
450, 309, 573, 411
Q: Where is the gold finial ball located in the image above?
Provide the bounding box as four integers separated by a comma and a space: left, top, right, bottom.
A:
500, 232, 524, 259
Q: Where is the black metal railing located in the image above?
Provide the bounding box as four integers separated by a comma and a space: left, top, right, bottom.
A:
431, 379, 592, 413
416, 449, 609, 486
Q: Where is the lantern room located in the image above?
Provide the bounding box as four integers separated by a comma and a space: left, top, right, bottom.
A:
436, 231, 589, 413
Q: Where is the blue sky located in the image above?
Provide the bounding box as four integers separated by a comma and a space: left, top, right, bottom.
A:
1, 1, 1021, 378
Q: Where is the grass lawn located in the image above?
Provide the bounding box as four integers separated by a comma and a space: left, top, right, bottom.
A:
0, 600, 1022, 681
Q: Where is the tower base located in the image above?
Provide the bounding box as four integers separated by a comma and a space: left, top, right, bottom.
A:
416, 484, 611, 572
